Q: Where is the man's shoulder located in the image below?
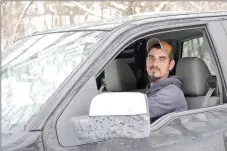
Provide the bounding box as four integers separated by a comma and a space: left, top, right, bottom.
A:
159, 84, 184, 95
145, 76, 183, 96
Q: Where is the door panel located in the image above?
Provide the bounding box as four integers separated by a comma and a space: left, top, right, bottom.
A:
82, 106, 227, 151
45, 105, 227, 151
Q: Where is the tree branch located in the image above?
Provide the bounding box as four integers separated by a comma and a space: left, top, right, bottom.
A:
188, 1, 202, 10
12, 1, 34, 42
72, 2, 105, 19
202, 1, 209, 9
109, 2, 127, 11
155, 1, 170, 12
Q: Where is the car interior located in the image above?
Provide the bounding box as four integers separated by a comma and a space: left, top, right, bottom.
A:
96, 28, 222, 110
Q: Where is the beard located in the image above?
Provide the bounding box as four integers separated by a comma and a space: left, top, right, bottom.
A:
149, 71, 160, 83
148, 66, 162, 83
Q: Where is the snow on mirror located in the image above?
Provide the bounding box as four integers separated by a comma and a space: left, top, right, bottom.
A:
71, 92, 150, 145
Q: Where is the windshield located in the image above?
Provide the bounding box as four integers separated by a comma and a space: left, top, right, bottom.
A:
2, 31, 107, 131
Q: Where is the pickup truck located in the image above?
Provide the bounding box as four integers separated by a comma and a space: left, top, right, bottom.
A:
2, 11, 227, 151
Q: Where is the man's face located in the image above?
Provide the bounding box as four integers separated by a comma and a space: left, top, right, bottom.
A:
146, 48, 175, 82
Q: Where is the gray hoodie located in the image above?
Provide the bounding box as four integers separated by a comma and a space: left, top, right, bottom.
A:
145, 76, 188, 122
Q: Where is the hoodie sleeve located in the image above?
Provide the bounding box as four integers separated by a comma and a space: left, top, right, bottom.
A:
148, 84, 187, 119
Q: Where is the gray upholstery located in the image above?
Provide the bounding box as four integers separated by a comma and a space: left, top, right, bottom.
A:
176, 57, 220, 109
176, 57, 211, 96
105, 59, 137, 92
186, 97, 220, 109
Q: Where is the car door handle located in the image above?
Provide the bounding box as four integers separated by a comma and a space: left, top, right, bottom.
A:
224, 131, 227, 151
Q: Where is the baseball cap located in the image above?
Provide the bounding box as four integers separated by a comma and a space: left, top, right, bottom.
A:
146, 38, 172, 54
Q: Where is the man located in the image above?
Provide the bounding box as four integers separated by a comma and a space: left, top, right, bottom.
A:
145, 38, 188, 122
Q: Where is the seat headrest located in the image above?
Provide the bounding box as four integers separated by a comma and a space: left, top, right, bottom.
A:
104, 59, 137, 92
176, 57, 211, 96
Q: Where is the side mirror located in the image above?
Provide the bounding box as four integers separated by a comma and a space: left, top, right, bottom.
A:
71, 92, 150, 145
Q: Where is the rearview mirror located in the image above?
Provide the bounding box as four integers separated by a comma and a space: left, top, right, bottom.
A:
71, 92, 150, 145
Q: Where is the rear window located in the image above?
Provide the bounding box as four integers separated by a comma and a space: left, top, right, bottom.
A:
182, 37, 216, 75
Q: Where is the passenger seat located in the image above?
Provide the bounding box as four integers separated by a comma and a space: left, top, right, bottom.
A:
104, 59, 145, 93
176, 57, 220, 109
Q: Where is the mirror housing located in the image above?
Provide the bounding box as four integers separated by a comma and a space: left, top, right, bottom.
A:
71, 92, 150, 145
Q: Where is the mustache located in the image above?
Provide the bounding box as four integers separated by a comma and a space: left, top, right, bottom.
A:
149, 66, 160, 71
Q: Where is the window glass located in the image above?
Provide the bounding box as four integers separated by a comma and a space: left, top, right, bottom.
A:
182, 37, 216, 75
2, 31, 107, 131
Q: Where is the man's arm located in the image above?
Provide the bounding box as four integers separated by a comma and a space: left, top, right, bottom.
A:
148, 84, 187, 119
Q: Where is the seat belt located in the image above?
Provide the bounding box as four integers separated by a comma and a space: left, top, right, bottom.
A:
98, 84, 105, 94
201, 77, 219, 108
98, 77, 106, 94
201, 87, 215, 107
